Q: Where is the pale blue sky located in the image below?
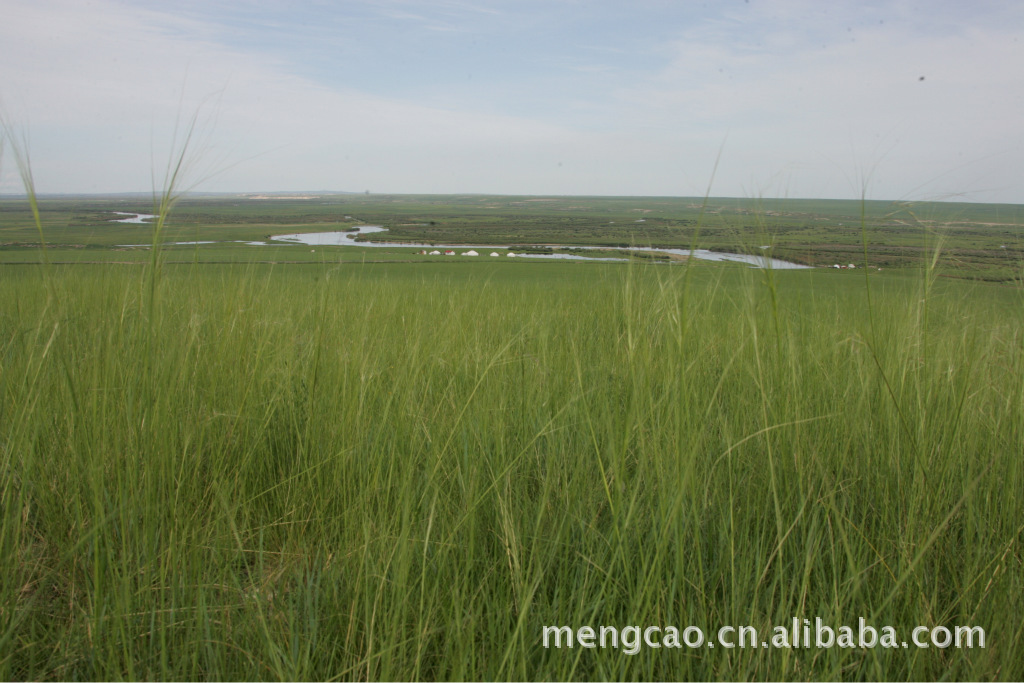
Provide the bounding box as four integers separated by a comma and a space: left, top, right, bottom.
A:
2, 0, 1022, 201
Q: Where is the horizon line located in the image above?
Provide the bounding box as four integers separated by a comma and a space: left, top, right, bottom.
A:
0, 191, 1019, 207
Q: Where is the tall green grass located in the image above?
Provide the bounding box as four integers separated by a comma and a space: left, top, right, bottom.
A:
0, 254, 1021, 679
2, 121, 1021, 678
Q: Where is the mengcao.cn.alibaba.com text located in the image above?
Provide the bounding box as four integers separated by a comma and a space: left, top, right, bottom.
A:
543, 618, 985, 655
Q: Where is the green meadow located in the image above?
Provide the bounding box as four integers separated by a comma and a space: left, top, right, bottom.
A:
1, 193, 1022, 279
1, 193, 1023, 679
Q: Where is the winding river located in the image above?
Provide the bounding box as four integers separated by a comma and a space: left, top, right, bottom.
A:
112, 212, 810, 269
270, 225, 812, 269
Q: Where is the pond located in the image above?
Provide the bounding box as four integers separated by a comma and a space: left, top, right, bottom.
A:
111, 212, 158, 224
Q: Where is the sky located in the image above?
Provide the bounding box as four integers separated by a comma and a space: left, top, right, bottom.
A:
1, 0, 1022, 202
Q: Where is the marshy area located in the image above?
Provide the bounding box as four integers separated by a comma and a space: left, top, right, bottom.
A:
1, 194, 1022, 281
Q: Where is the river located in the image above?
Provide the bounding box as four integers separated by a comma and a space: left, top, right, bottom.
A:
111, 214, 811, 269
112, 212, 158, 224
270, 226, 811, 269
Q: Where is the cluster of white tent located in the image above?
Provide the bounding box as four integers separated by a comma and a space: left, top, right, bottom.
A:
419, 249, 517, 258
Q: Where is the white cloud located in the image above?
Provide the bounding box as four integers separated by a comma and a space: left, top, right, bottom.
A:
601, 1, 1024, 200
1, 0, 1022, 200
0, 0, 593, 194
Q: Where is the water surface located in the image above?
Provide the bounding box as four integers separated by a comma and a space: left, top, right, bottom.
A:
112, 212, 157, 224
271, 226, 811, 269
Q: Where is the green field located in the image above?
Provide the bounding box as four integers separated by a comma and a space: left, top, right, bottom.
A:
1, 194, 1023, 679
1, 193, 1022, 280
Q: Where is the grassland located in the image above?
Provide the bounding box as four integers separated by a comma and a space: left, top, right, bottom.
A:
1, 193, 1022, 280
1, 246, 1022, 679
0, 189, 1022, 679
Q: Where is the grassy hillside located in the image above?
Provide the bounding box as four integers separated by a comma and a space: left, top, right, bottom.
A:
1, 257, 1021, 679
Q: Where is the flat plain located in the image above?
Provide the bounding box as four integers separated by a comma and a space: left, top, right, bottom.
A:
0, 193, 1021, 679
1, 193, 1022, 278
